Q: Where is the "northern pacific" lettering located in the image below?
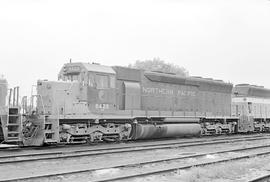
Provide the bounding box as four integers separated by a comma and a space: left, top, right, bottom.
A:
142, 87, 196, 97
142, 87, 174, 95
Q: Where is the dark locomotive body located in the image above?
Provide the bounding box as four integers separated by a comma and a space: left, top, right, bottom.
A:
114, 66, 232, 116
56, 63, 233, 116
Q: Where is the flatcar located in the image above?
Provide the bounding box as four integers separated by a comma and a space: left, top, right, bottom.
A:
20, 62, 241, 146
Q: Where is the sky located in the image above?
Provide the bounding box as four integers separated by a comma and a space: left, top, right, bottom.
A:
0, 0, 270, 97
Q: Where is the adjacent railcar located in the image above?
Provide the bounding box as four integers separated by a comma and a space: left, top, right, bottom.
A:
0, 77, 8, 141
0, 77, 21, 144
21, 62, 238, 146
232, 84, 270, 132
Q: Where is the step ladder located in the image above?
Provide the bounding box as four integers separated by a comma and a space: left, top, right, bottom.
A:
30, 94, 58, 144
5, 107, 21, 143
21, 92, 58, 145
44, 115, 58, 144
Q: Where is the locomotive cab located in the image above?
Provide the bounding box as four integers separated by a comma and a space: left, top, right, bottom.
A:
58, 62, 117, 114
22, 63, 125, 146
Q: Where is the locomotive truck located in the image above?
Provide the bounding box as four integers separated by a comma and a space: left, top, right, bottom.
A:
18, 62, 260, 146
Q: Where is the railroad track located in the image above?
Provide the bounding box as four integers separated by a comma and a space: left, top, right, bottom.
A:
1, 133, 269, 155
95, 145, 270, 182
249, 174, 270, 182
2, 140, 270, 181
0, 134, 269, 165
1, 133, 269, 152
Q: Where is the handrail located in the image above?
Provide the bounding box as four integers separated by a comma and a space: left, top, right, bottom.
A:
31, 94, 45, 116
21, 96, 27, 115
30, 85, 37, 110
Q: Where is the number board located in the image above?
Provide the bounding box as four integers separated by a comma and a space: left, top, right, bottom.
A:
65, 66, 81, 73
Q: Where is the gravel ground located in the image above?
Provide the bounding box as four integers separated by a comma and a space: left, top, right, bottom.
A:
128, 155, 270, 182
1, 137, 270, 181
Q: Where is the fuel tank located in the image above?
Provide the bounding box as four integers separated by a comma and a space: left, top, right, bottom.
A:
131, 123, 201, 140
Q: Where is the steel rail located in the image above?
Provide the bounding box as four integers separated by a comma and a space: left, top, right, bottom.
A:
97, 150, 270, 182
0, 134, 268, 159
249, 174, 270, 182
0, 135, 269, 165
1, 133, 269, 152
2, 142, 270, 181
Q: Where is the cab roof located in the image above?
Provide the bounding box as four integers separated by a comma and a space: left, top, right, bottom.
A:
81, 63, 115, 74
60, 62, 116, 75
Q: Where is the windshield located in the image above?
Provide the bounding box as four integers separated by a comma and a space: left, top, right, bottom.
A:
63, 74, 79, 81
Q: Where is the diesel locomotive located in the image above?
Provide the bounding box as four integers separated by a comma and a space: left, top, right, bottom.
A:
3, 62, 270, 146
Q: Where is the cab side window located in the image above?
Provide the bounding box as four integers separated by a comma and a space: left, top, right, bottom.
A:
88, 74, 95, 87
96, 75, 109, 89
88, 72, 115, 89
248, 102, 252, 114
110, 76, 115, 88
